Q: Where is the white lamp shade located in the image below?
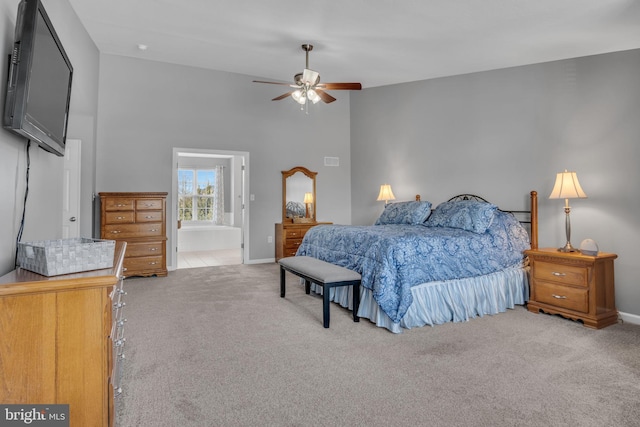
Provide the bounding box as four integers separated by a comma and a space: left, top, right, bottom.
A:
303, 192, 314, 204
377, 184, 396, 202
307, 89, 321, 104
549, 170, 587, 199
291, 90, 306, 104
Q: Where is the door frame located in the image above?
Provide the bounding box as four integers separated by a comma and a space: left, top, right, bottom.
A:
62, 139, 81, 238
169, 147, 250, 270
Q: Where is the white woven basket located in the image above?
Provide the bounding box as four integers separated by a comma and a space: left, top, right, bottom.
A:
18, 238, 115, 276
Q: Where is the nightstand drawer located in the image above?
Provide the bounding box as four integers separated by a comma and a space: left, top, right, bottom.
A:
285, 238, 303, 250
534, 261, 588, 287
283, 248, 299, 258
535, 281, 589, 313
285, 229, 306, 239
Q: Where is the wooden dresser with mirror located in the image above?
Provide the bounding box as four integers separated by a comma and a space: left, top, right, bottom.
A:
275, 166, 331, 261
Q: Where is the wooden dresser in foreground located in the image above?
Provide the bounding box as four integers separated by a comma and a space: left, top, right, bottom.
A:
275, 222, 331, 261
0, 242, 126, 427
525, 247, 618, 329
100, 192, 168, 278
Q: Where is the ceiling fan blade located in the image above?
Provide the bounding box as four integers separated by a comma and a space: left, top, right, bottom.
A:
318, 82, 362, 90
253, 80, 293, 86
315, 89, 337, 104
272, 91, 294, 101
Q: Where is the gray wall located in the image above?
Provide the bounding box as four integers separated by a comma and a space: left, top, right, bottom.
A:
0, 0, 99, 274
351, 49, 640, 318
95, 54, 352, 263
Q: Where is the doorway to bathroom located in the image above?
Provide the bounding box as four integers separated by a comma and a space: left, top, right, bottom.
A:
171, 148, 249, 269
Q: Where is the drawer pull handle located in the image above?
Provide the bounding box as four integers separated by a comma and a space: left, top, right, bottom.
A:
149, 248, 157, 251
116, 216, 125, 220
552, 294, 568, 299
149, 229, 158, 232
149, 262, 158, 265
111, 230, 121, 234
145, 215, 153, 219
552, 272, 566, 277
116, 204, 127, 207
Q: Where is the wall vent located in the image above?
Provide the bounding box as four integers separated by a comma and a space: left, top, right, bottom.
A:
324, 157, 339, 167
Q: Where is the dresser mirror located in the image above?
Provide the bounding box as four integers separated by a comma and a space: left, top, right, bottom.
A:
282, 166, 317, 222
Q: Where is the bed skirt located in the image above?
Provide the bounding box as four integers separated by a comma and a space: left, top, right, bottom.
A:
308, 265, 529, 333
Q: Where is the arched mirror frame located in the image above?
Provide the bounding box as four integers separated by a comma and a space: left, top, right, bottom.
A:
282, 166, 317, 222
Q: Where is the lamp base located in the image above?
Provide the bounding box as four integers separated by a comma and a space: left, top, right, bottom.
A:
557, 242, 578, 253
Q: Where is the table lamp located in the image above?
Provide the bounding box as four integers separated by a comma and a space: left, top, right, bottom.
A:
303, 192, 314, 218
376, 184, 396, 205
549, 170, 587, 252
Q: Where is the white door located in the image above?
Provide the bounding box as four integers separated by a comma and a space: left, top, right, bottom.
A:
62, 139, 81, 238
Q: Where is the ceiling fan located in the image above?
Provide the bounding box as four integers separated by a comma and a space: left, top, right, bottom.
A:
253, 44, 362, 108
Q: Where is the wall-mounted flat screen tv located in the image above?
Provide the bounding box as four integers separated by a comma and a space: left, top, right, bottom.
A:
3, 0, 73, 157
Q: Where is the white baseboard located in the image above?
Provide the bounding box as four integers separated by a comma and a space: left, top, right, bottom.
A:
245, 258, 275, 265
618, 311, 640, 326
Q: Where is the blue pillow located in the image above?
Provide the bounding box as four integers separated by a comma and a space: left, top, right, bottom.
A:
375, 201, 432, 225
424, 200, 497, 234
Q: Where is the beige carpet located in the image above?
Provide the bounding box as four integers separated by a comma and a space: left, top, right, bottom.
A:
116, 263, 640, 426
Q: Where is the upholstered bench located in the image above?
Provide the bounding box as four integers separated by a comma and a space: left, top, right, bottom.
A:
279, 256, 361, 328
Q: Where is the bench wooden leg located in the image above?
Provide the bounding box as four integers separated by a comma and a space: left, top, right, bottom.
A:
323, 285, 330, 328
280, 266, 286, 298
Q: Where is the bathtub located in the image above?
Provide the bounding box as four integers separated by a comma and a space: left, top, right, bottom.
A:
177, 225, 241, 251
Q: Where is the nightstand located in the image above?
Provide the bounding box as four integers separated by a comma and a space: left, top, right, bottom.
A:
525, 248, 618, 329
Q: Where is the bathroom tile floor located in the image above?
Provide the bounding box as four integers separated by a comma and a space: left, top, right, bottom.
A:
177, 249, 242, 269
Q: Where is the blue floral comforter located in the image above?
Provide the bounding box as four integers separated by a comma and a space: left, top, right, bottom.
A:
296, 211, 530, 323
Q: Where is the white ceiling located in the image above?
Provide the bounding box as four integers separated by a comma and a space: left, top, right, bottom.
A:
67, 0, 640, 88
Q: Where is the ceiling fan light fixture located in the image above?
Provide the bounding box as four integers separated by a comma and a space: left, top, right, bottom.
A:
291, 90, 306, 104
307, 89, 320, 104
302, 68, 320, 85
253, 43, 362, 109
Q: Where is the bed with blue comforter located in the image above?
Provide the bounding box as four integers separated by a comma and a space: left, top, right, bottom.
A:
296, 195, 535, 333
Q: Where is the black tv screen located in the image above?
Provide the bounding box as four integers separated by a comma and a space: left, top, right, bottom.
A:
3, 0, 73, 156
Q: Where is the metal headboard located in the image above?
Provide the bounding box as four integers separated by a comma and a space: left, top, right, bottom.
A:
446, 193, 537, 249
415, 191, 538, 249
446, 194, 530, 223
447, 194, 490, 203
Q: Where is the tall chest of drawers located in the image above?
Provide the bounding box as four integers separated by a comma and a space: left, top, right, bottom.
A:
525, 248, 618, 329
100, 192, 168, 278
